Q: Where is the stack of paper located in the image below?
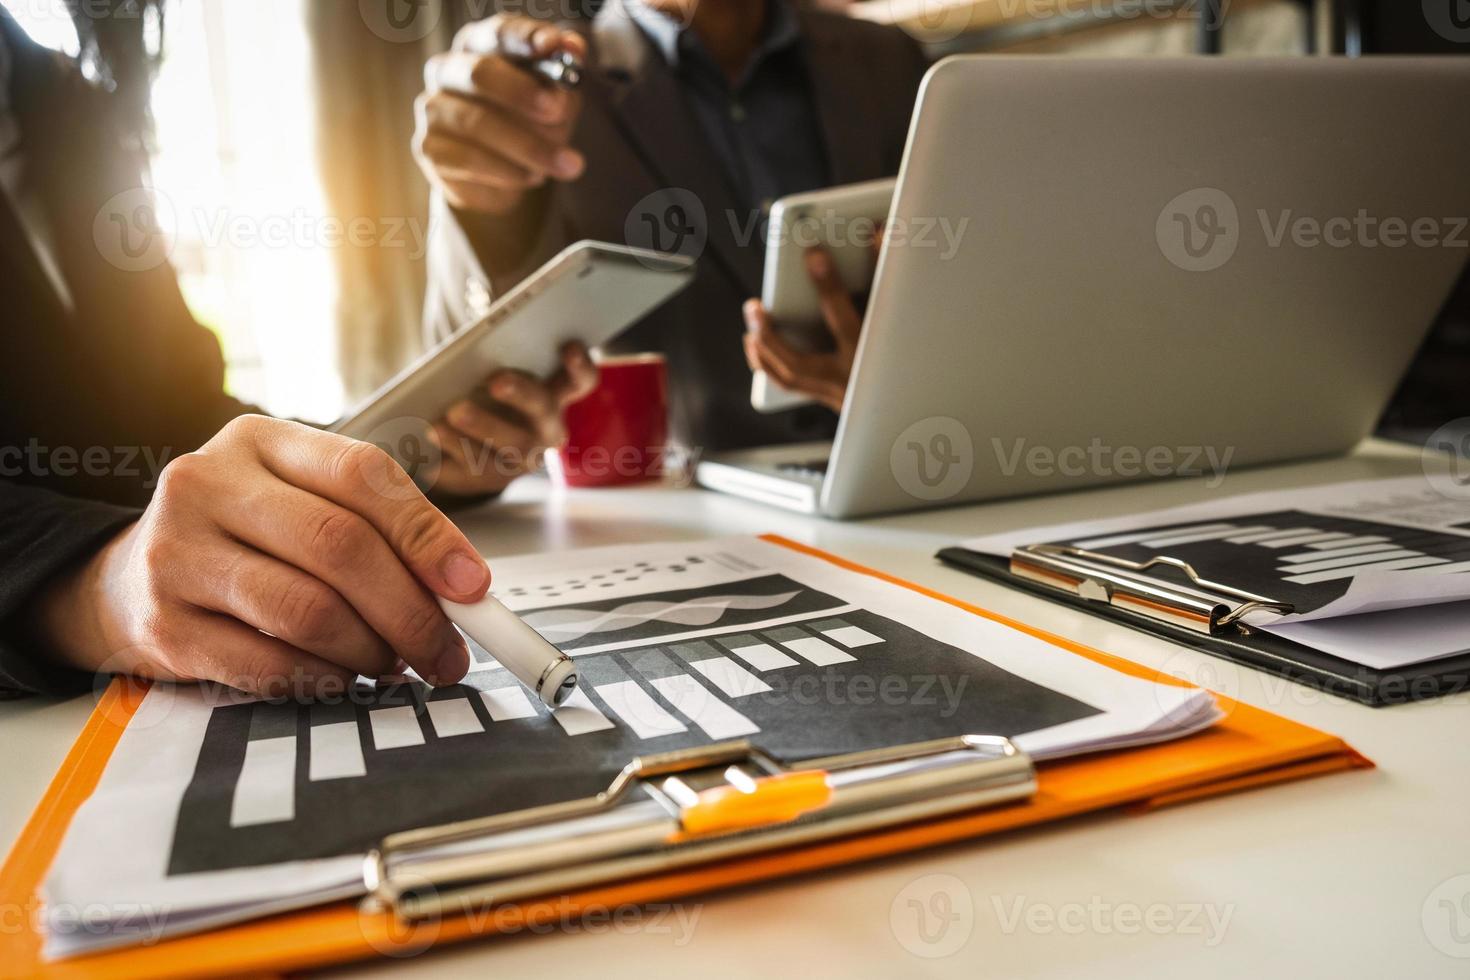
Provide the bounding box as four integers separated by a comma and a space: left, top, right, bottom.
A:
42, 536, 1219, 958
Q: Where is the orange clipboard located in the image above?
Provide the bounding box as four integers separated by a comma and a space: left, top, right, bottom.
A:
0, 535, 1371, 979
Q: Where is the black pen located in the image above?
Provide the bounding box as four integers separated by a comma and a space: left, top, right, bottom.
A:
517, 49, 583, 91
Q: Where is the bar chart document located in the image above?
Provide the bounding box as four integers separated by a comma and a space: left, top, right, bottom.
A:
43, 537, 1218, 957
954, 477, 1470, 670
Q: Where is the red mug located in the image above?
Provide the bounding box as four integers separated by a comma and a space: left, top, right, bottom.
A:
554, 353, 669, 487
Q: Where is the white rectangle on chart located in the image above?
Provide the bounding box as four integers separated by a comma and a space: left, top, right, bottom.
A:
728, 642, 798, 671
482, 686, 538, 721
230, 736, 296, 828
1280, 543, 1402, 563
690, 657, 771, 697
1422, 561, 1470, 575
308, 722, 365, 781
652, 675, 759, 739
368, 706, 424, 750
1283, 555, 1449, 585
781, 636, 857, 666
594, 681, 687, 739
427, 698, 483, 738
1225, 527, 1313, 544
1139, 525, 1262, 547
1258, 532, 1351, 549
1277, 549, 1420, 575
553, 688, 616, 735
1306, 535, 1389, 551
823, 625, 884, 648
1074, 523, 1235, 550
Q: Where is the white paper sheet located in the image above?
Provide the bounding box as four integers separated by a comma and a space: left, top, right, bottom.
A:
44, 536, 1218, 959
1260, 601, 1470, 670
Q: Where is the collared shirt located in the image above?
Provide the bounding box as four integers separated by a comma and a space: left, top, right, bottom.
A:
624, 0, 829, 225
0, 11, 73, 309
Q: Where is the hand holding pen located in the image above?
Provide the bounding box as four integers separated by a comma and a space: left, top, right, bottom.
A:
415, 14, 588, 217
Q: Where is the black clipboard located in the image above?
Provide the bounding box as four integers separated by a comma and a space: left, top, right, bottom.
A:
937, 545, 1470, 707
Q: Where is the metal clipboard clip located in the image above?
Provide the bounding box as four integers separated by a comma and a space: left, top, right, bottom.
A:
364, 735, 1035, 921
1010, 543, 1295, 636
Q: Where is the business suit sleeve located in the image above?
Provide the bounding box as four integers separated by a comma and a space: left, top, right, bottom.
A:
422, 186, 577, 344
0, 482, 140, 697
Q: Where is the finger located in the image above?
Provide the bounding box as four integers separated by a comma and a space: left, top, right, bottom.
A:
804, 247, 863, 349
451, 14, 507, 54
526, 23, 587, 60
748, 338, 846, 411
457, 14, 586, 62
446, 396, 546, 470
424, 423, 509, 499
740, 302, 808, 392
422, 92, 582, 179
235, 419, 490, 602
549, 342, 599, 408
742, 298, 773, 334
742, 299, 774, 373
429, 420, 473, 470
743, 334, 763, 375
210, 469, 472, 686
746, 333, 812, 398
417, 129, 544, 191
164, 608, 358, 700
182, 543, 398, 678
743, 300, 826, 380
427, 50, 582, 130
742, 306, 848, 410
487, 372, 565, 446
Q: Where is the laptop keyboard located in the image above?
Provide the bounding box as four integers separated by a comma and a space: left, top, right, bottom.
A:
774, 459, 830, 482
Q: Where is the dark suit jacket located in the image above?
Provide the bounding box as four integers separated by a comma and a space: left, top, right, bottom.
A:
0, 10, 251, 695
424, 1, 930, 451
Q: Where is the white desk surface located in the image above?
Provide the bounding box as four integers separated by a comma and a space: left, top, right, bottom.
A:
4, 440, 1466, 978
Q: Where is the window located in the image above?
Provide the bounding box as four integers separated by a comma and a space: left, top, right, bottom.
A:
12, 0, 344, 422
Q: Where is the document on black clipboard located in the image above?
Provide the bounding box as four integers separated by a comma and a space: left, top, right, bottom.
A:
951, 477, 1470, 671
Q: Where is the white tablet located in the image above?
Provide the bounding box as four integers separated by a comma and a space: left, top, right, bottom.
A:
751, 178, 896, 414
334, 241, 694, 468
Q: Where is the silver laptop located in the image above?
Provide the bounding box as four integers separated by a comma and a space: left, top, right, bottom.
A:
696, 55, 1470, 519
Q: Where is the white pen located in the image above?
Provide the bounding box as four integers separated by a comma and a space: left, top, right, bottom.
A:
438, 593, 578, 708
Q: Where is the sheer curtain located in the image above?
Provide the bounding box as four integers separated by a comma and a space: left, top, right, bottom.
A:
305, 1, 597, 405
304, 1, 455, 407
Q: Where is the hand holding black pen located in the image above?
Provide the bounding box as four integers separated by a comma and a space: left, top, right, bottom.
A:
415, 14, 588, 217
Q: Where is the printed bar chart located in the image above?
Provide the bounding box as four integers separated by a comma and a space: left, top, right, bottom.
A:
175, 572, 1103, 875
